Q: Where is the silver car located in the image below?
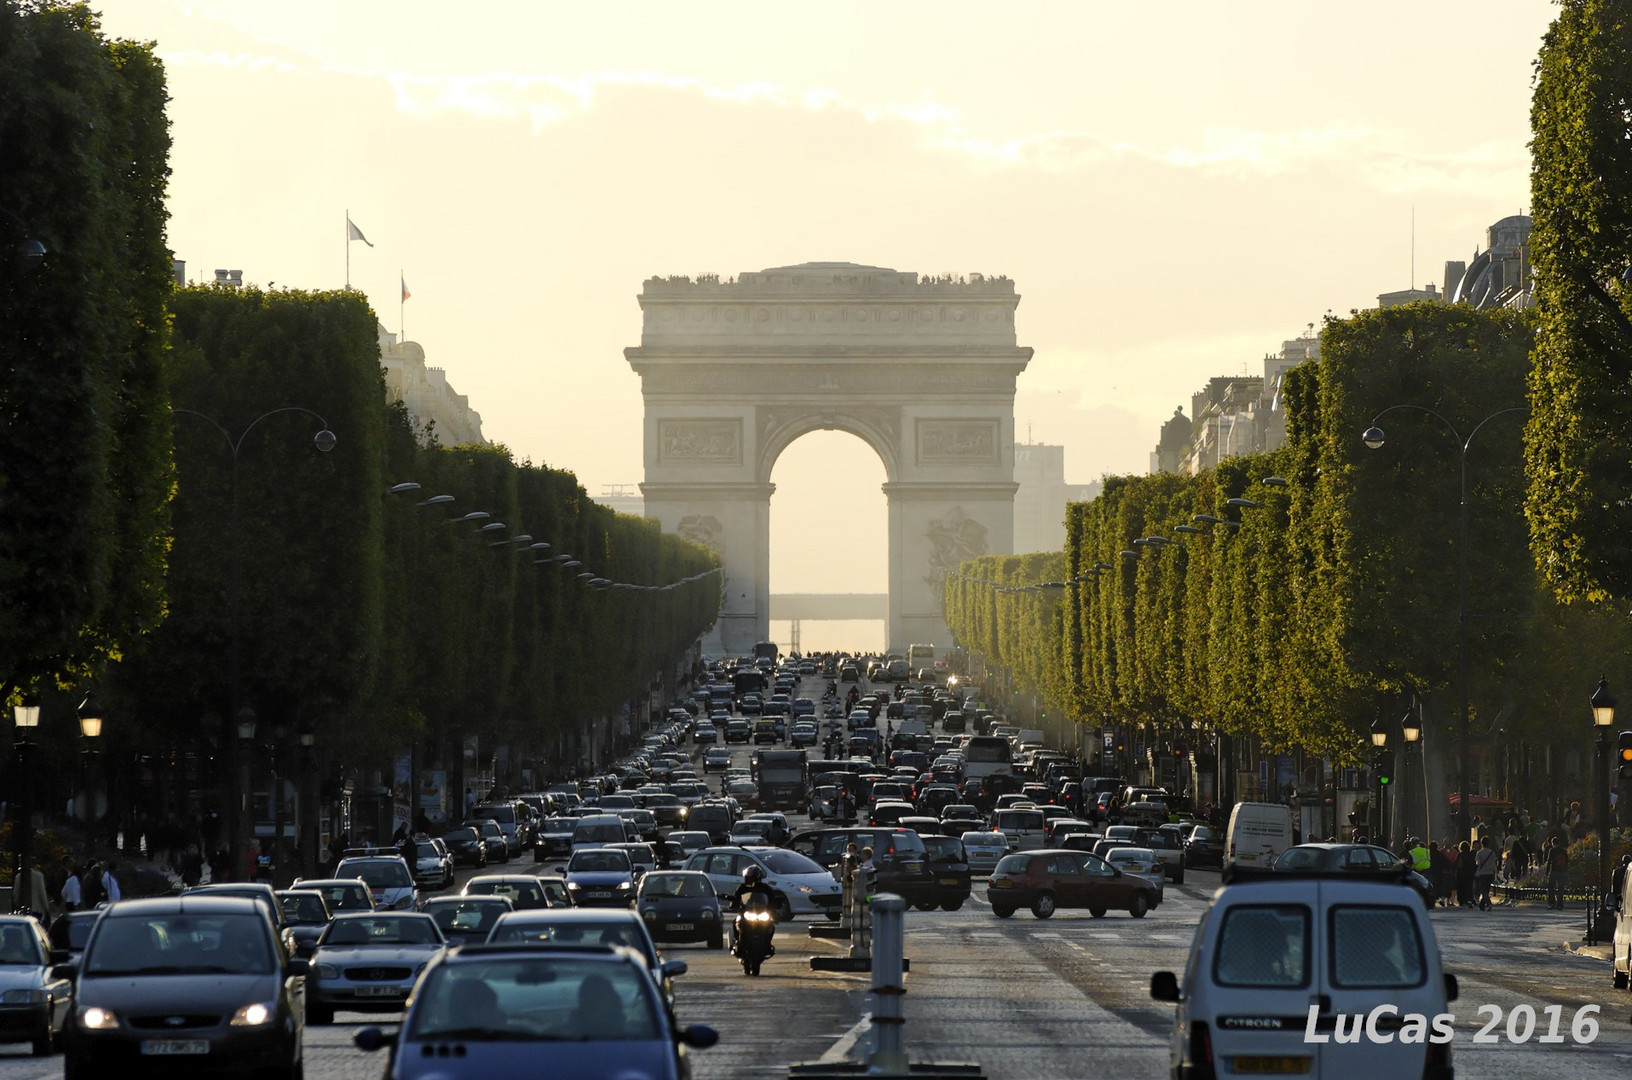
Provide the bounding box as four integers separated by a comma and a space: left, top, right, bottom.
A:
306, 912, 445, 1025
0, 916, 71, 1056
1104, 846, 1166, 905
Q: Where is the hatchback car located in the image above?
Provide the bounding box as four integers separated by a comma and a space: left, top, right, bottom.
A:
635, 871, 724, 949
334, 856, 419, 911
484, 909, 687, 1004
683, 846, 844, 922
702, 747, 733, 772
306, 911, 445, 1024
988, 849, 1160, 919
0, 915, 71, 1055
1104, 846, 1166, 905
1184, 823, 1226, 868
62, 896, 306, 1076
406, 838, 456, 891
440, 826, 488, 869
960, 831, 1008, 876
421, 896, 514, 946
474, 820, 512, 862
350, 945, 716, 1080
460, 875, 553, 911
290, 877, 376, 915
274, 889, 332, 958
560, 848, 639, 907
913, 835, 972, 912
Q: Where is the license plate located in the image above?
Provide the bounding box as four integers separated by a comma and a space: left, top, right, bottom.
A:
356, 986, 404, 997
589, 891, 611, 899
1229, 1057, 1310, 1074
940, 877, 960, 885
667, 922, 694, 931
142, 1040, 209, 1055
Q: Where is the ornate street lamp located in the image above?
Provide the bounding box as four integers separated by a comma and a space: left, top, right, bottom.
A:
1371, 717, 1390, 848
11, 702, 41, 916
1588, 677, 1616, 942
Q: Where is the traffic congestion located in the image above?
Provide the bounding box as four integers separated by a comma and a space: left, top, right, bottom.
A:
2, 650, 1630, 1080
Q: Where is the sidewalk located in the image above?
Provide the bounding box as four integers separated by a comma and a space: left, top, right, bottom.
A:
1565, 939, 1614, 961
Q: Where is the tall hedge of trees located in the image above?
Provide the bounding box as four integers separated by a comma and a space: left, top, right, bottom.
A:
947, 304, 1632, 768
0, 1, 173, 702
1526, 0, 1632, 603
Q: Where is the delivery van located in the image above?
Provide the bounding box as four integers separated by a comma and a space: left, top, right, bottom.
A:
1225, 801, 1294, 874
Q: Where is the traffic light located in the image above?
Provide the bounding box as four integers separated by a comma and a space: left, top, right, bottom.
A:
1376, 765, 1392, 786
1619, 729, 1632, 781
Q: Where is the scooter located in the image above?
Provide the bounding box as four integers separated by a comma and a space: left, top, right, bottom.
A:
732, 899, 776, 976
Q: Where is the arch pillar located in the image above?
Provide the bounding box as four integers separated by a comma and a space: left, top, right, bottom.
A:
883, 481, 1019, 650
640, 481, 775, 656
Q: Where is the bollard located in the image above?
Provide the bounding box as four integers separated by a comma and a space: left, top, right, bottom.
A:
868, 894, 908, 1075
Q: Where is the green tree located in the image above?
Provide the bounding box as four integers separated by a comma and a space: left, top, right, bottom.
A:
0, 1, 173, 701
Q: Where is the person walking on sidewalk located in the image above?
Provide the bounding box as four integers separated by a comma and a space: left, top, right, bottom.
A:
1473, 835, 1498, 910
1454, 841, 1476, 908
1543, 836, 1569, 909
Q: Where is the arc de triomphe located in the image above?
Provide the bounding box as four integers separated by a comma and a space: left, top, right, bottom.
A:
625, 262, 1032, 655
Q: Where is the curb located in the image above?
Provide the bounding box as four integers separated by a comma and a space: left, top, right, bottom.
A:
1563, 940, 1614, 960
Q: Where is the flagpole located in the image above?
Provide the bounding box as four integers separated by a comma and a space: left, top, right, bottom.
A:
400, 268, 404, 341
345, 209, 350, 291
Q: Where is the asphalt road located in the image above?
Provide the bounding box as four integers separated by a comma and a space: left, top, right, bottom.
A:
4, 674, 1630, 1079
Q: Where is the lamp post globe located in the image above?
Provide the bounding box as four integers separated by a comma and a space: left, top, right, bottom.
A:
1362, 426, 1386, 450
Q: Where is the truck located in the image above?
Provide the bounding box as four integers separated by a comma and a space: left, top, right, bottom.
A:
753, 641, 779, 664
754, 748, 808, 810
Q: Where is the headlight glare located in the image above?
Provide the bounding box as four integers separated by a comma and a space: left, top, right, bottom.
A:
230, 1001, 275, 1027
79, 1006, 119, 1030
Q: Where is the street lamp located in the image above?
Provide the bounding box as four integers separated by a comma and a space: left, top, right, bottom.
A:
1588, 677, 1616, 943
77, 694, 105, 843
11, 702, 40, 916
1370, 717, 1390, 848
1362, 403, 1527, 843
237, 706, 257, 881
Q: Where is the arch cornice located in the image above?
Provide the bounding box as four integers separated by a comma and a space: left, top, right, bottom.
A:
755, 405, 902, 485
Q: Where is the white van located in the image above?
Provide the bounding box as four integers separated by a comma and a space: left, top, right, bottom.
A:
1152, 876, 1456, 1080
1226, 801, 1295, 873
992, 808, 1048, 851
1613, 856, 1631, 990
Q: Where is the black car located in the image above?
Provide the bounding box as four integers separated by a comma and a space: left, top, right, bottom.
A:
911, 834, 972, 912
787, 827, 932, 899
635, 871, 724, 949
441, 826, 489, 869
61, 895, 306, 1079
274, 889, 332, 958
1269, 843, 1436, 906
421, 895, 515, 946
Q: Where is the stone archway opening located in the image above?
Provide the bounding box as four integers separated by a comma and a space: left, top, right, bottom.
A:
626, 262, 1032, 656
769, 429, 888, 654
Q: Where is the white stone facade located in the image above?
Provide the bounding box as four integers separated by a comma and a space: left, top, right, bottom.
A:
626, 263, 1032, 654
379, 325, 485, 447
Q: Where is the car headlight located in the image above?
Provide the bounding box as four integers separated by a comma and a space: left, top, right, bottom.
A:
0, 988, 47, 1005
230, 1001, 276, 1027
796, 885, 814, 893
700, 909, 718, 919
566, 881, 581, 890
315, 963, 341, 979
617, 881, 632, 890
79, 1006, 120, 1030
640, 908, 657, 920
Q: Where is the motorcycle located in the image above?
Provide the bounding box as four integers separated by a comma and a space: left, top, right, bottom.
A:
732, 899, 776, 976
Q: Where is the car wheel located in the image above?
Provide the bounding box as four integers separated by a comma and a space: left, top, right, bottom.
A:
1129, 894, 1149, 918
939, 900, 964, 912
307, 1003, 335, 1026
1088, 906, 1107, 918
771, 894, 794, 923
913, 900, 937, 912
1615, 965, 1628, 990
1031, 892, 1056, 919
990, 904, 1015, 919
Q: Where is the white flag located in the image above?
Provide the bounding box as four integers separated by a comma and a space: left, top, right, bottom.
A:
347, 217, 374, 247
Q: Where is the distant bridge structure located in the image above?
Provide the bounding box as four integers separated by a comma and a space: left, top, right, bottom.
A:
768, 593, 887, 621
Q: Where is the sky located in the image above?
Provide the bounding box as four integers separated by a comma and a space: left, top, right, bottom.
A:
88, 0, 1556, 637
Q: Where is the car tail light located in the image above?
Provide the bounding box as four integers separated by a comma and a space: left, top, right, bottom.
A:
1187, 1021, 1217, 1080
1423, 1032, 1452, 1079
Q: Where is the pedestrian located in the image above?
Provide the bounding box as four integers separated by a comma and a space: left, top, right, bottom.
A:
465, 787, 477, 818
103, 860, 122, 902
1563, 801, 1582, 842
1610, 854, 1630, 910
1473, 836, 1498, 910
81, 861, 108, 908
16, 861, 51, 921
1544, 836, 1569, 909
1427, 842, 1451, 906
58, 857, 82, 912
180, 843, 205, 887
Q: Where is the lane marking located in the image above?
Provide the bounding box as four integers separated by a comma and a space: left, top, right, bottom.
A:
819, 1013, 872, 1062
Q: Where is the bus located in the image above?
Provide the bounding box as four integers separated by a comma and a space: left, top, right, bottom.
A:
963, 735, 1014, 782
754, 748, 809, 810
906, 643, 937, 671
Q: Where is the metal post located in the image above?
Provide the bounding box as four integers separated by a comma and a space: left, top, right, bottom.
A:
1594, 728, 1611, 941
869, 894, 908, 1075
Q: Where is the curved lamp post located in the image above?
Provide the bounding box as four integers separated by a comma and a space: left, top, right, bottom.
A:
1361, 404, 1527, 843
1588, 677, 1616, 942
1370, 716, 1390, 847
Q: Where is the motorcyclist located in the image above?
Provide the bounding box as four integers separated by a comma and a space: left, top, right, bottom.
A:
730, 865, 778, 960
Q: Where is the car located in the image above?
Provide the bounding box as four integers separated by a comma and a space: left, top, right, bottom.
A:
1150, 876, 1455, 1079
350, 944, 717, 1080
306, 911, 445, 1025
0, 915, 71, 1056
959, 831, 1007, 875
420, 895, 515, 946
571, 813, 635, 851
607, 841, 659, 878
62, 895, 306, 1075
460, 874, 553, 911
1270, 843, 1436, 906
724, 720, 752, 744
1103, 847, 1166, 904
46, 910, 102, 963
643, 793, 686, 829
290, 877, 376, 915
788, 827, 932, 904
483, 908, 686, 1004
666, 830, 713, 861
991, 808, 1048, 851
729, 819, 777, 846
441, 826, 489, 869
913, 834, 972, 912
470, 802, 525, 856
702, 747, 732, 773
1133, 827, 1186, 884
869, 800, 917, 828
532, 817, 577, 862
635, 871, 725, 949
474, 820, 513, 862
987, 848, 1160, 919
334, 855, 419, 911
560, 848, 639, 907
275, 889, 332, 958
406, 838, 456, 890
692, 724, 718, 745
183, 882, 299, 955
790, 722, 819, 747
682, 846, 844, 922
941, 804, 985, 831
1184, 823, 1225, 868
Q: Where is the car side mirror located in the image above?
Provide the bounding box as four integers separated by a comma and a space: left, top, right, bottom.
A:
1443, 973, 1458, 1002
1150, 971, 1180, 1002
681, 1023, 719, 1049
353, 1025, 391, 1052
285, 957, 311, 977
659, 958, 688, 979
554, 866, 566, 874
50, 962, 77, 981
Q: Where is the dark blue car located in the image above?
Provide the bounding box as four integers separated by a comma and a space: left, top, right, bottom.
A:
560, 849, 638, 907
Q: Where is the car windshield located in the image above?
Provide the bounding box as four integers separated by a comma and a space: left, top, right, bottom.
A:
922, 837, 964, 861
409, 956, 662, 1042
86, 913, 274, 976
569, 851, 632, 873
1108, 847, 1155, 864
574, 823, 625, 844
488, 919, 648, 954
304, 883, 371, 910
466, 881, 546, 907
444, 829, 480, 844
278, 894, 329, 923
323, 915, 441, 947
640, 873, 714, 899
0, 925, 43, 964
428, 902, 508, 936
757, 850, 824, 875
344, 862, 412, 889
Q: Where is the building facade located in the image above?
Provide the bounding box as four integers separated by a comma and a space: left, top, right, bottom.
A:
379, 325, 486, 446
